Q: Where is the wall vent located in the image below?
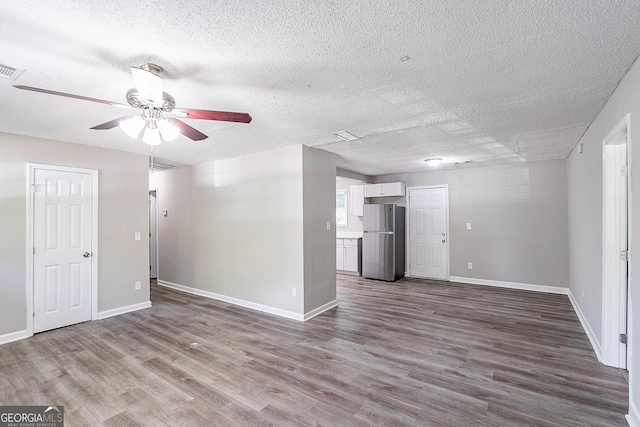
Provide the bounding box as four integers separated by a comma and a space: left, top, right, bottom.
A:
0, 64, 24, 81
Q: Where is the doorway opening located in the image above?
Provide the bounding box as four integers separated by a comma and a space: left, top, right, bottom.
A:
602, 114, 631, 369
149, 190, 158, 280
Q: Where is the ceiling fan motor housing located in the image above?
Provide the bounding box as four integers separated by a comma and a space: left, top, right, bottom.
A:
126, 88, 175, 112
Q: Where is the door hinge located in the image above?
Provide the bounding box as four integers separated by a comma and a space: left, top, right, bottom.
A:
31, 184, 38, 193
622, 166, 629, 177
620, 333, 628, 344
621, 250, 628, 261
33, 247, 35, 255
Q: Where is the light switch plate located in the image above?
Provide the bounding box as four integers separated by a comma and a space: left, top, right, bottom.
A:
467, 223, 472, 229
135, 232, 141, 241
135, 281, 141, 290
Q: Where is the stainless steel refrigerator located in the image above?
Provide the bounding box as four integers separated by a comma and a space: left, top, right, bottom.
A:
363, 204, 405, 281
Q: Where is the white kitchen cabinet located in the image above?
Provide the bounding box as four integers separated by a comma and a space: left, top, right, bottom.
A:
364, 182, 405, 197
350, 185, 365, 216
343, 239, 359, 272
337, 238, 359, 273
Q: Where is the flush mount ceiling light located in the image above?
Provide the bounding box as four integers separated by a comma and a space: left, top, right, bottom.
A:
424, 158, 442, 167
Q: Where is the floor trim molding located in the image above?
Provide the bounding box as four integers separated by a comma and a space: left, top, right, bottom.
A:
157, 280, 307, 322
97, 301, 152, 320
449, 276, 569, 295
304, 299, 338, 321
567, 290, 603, 362
0, 330, 29, 345
628, 400, 640, 427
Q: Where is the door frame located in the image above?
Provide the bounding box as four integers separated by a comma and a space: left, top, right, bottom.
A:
149, 190, 159, 279
601, 114, 632, 368
26, 163, 99, 337
407, 184, 450, 280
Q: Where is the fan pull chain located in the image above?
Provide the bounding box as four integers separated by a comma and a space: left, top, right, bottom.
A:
150, 146, 154, 174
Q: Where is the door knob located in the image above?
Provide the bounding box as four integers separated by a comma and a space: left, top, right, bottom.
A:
442, 232, 445, 236
83, 252, 91, 258
442, 239, 446, 243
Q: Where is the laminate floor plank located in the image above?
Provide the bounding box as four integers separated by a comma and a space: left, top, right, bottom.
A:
0, 275, 629, 426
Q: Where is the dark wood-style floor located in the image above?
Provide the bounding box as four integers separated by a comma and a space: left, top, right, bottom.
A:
0, 275, 629, 426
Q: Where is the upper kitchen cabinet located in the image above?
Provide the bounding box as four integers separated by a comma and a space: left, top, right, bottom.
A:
350, 184, 365, 216
363, 182, 405, 198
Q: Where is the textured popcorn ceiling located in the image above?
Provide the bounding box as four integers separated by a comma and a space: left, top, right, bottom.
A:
1, 1, 640, 175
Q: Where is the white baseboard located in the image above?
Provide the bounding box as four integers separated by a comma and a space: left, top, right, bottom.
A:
157, 280, 308, 322
449, 276, 569, 295
304, 299, 338, 321
567, 290, 603, 362
0, 329, 29, 345
628, 400, 640, 427
97, 301, 152, 320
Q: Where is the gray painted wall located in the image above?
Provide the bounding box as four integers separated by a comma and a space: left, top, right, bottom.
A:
567, 55, 640, 421
150, 144, 336, 317
376, 160, 569, 288
0, 133, 150, 336
303, 146, 337, 312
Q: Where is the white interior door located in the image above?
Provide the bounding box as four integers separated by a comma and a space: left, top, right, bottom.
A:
408, 186, 449, 280
33, 168, 93, 333
602, 114, 630, 369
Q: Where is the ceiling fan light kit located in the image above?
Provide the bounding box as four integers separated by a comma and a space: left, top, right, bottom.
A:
119, 115, 145, 138
141, 126, 162, 146
425, 158, 442, 167
13, 62, 252, 146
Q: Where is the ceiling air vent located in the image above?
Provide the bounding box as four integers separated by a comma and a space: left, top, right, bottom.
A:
0, 64, 24, 81
149, 158, 178, 172
333, 131, 360, 141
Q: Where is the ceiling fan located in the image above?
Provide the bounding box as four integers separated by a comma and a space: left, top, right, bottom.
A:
13, 63, 252, 145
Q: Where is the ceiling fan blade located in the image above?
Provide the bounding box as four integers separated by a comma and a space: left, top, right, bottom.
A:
90, 116, 132, 130
167, 118, 208, 141
131, 66, 163, 105
172, 108, 252, 123
13, 85, 128, 107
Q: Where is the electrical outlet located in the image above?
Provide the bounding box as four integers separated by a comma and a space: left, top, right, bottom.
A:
292, 287, 297, 297
467, 262, 473, 269
326, 222, 331, 231
135, 281, 141, 290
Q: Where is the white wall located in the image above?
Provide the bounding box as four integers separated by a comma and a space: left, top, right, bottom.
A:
0, 133, 150, 336
567, 55, 640, 424
376, 160, 569, 288
151, 144, 336, 319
